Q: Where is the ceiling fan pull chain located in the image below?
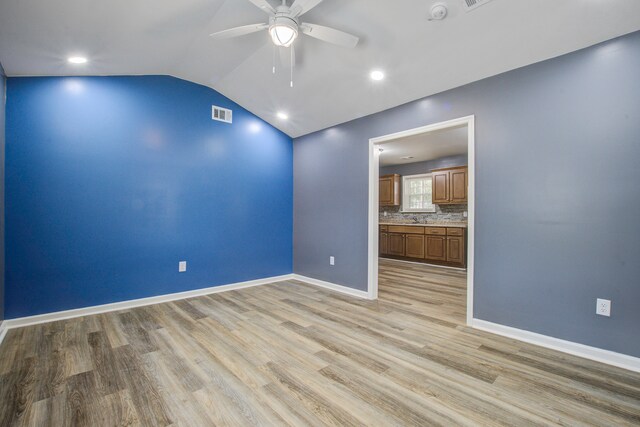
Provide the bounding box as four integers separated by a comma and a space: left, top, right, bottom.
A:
290, 45, 294, 87
272, 45, 276, 74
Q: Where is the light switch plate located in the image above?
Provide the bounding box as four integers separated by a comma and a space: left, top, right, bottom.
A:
179, 261, 187, 272
596, 298, 611, 317
330, 256, 335, 266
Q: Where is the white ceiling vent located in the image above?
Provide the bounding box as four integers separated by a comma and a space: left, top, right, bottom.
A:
212, 106, 233, 124
461, 0, 494, 12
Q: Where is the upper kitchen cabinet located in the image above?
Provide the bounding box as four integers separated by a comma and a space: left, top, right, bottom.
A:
431, 166, 468, 204
379, 174, 401, 206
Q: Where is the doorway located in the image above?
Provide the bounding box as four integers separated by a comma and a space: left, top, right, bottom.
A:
367, 116, 475, 325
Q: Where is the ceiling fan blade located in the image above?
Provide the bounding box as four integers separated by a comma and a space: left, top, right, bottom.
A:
209, 23, 268, 40
247, 0, 276, 14
289, 0, 323, 17
301, 23, 359, 48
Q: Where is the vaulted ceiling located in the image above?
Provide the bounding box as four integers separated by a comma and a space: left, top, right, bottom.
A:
1, 0, 640, 137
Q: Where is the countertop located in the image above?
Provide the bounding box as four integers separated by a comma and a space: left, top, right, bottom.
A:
379, 222, 467, 228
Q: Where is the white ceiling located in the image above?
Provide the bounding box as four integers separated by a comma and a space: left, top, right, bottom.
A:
1, 0, 640, 137
379, 124, 467, 167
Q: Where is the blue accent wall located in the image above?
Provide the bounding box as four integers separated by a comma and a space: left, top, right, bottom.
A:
0, 63, 5, 322
5, 75, 293, 318
293, 31, 640, 357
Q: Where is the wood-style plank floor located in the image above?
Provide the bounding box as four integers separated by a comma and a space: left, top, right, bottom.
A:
1, 258, 640, 426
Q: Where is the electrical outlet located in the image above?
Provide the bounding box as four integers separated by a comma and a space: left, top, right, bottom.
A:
596, 298, 611, 317
383, 211, 388, 217
329, 256, 335, 266
179, 261, 187, 272
463, 211, 468, 218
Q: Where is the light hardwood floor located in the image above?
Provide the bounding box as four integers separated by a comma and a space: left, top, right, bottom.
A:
1, 258, 639, 426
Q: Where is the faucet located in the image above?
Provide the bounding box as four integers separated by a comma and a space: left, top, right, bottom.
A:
412, 216, 420, 224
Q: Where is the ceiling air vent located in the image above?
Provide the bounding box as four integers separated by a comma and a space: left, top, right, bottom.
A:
212, 106, 233, 124
461, 0, 494, 12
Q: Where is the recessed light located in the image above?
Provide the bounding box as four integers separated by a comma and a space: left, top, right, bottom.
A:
68, 56, 88, 64
370, 70, 385, 81
277, 111, 289, 120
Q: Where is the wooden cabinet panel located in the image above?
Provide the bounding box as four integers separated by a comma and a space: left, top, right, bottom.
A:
432, 171, 450, 204
379, 232, 389, 255
446, 236, 465, 266
388, 233, 405, 256
405, 235, 425, 259
388, 225, 424, 235
446, 228, 464, 236
424, 227, 447, 236
431, 166, 467, 204
425, 235, 446, 261
379, 174, 400, 206
450, 169, 468, 204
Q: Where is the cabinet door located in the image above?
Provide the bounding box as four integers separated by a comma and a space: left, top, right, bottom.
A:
425, 235, 447, 261
405, 235, 425, 259
450, 168, 468, 204
446, 236, 465, 266
379, 177, 393, 205
388, 233, 405, 256
379, 232, 389, 255
432, 171, 450, 204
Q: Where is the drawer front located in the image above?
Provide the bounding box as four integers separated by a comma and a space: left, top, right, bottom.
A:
379, 225, 388, 231
424, 227, 447, 236
446, 227, 464, 236
388, 225, 424, 235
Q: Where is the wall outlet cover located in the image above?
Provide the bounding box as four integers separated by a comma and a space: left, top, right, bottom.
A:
179, 261, 187, 272
596, 298, 611, 317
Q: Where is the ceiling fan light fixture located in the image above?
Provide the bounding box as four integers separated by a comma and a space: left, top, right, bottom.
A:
269, 16, 298, 47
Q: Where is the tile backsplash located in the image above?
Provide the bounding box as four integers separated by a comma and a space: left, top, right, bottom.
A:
380, 204, 467, 224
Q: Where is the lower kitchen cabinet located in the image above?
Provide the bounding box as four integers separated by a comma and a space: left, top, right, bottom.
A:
425, 235, 447, 261
447, 236, 465, 265
379, 225, 466, 268
405, 235, 425, 259
388, 233, 405, 256
379, 232, 389, 255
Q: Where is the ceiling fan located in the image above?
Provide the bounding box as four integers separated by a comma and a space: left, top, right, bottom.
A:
209, 0, 359, 49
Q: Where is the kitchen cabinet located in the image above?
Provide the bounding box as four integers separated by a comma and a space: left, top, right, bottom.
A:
405, 235, 425, 259
379, 230, 389, 255
431, 166, 467, 204
380, 174, 401, 206
387, 233, 405, 256
379, 225, 466, 267
425, 235, 447, 261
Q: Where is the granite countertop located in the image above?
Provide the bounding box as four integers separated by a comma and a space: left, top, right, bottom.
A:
379, 222, 468, 228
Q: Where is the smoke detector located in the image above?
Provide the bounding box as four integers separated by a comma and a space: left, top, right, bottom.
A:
429, 3, 448, 20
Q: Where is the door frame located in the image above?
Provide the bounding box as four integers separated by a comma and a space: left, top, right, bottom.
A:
367, 115, 476, 326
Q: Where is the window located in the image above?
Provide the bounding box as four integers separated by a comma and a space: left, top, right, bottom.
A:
402, 174, 436, 212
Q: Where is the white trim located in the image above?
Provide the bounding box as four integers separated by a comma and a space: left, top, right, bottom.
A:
0, 322, 7, 347
0, 274, 294, 333
368, 115, 476, 324
293, 274, 371, 299
472, 319, 640, 373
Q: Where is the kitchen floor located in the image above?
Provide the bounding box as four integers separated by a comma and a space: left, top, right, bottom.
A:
378, 257, 467, 325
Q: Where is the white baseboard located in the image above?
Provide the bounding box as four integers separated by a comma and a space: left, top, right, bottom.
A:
0, 273, 372, 347
293, 274, 371, 299
472, 318, 640, 373
0, 321, 7, 348
0, 274, 295, 345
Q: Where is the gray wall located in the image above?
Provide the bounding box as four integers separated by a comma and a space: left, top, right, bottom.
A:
293, 31, 640, 357
0, 63, 5, 321
380, 154, 467, 176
